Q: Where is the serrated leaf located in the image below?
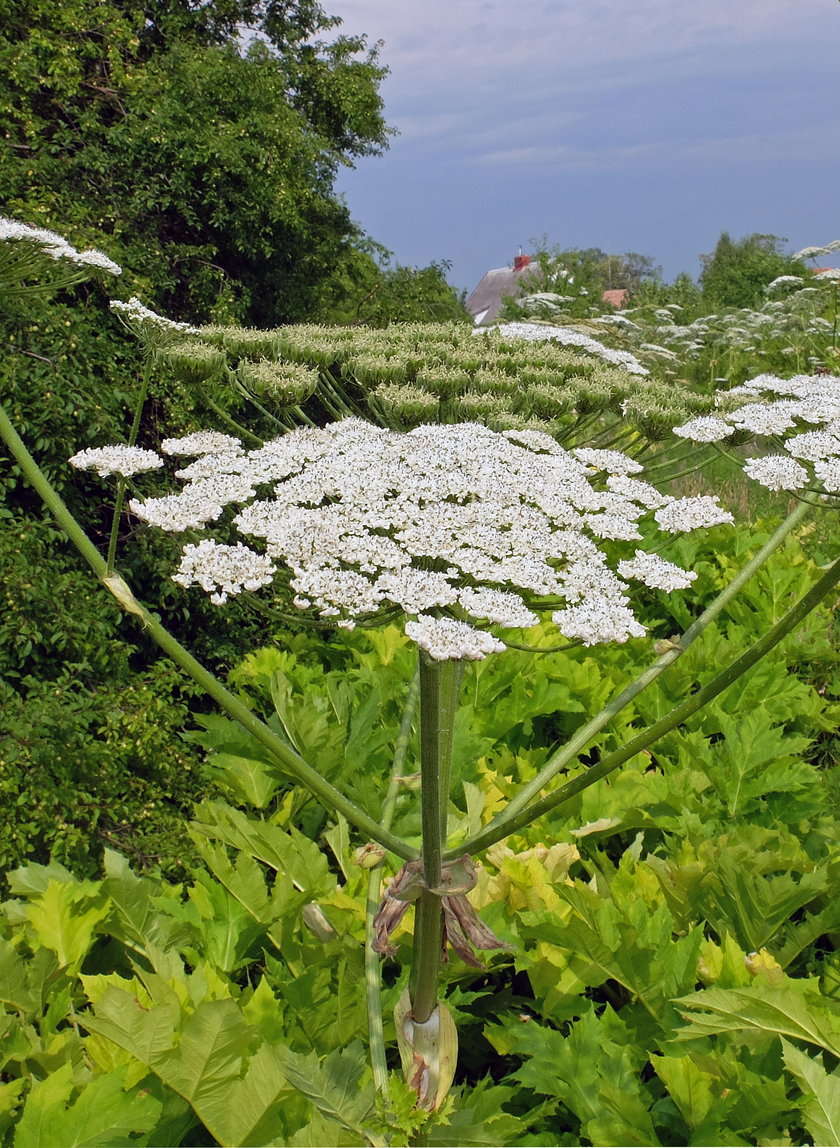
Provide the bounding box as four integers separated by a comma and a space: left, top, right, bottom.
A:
191, 801, 333, 898
674, 985, 840, 1057
205, 752, 282, 808
24, 881, 110, 968
13, 1063, 160, 1148
83, 985, 178, 1065
279, 1042, 375, 1137
651, 1053, 717, 1129
782, 1038, 840, 1146
423, 1080, 525, 1147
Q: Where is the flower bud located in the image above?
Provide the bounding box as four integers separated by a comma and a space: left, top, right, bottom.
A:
353, 843, 386, 870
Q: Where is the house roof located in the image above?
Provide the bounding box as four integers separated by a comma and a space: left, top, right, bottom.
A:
602, 289, 629, 309
465, 257, 542, 325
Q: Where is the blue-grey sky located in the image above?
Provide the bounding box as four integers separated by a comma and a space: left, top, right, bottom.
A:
331, 0, 840, 296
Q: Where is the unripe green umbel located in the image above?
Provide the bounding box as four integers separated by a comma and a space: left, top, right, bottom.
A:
159, 340, 227, 385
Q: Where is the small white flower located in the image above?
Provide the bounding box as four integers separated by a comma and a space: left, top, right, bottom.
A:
405, 615, 506, 661
672, 415, 734, 443
0, 217, 122, 275
476, 321, 649, 375
617, 551, 698, 591
785, 430, 840, 461
654, 496, 734, 533
68, 445, 163, 477
572, 448, 644, 475
812, 457, 840, 492
742, 456, 809, 491
552, 600, 646, 646
173, 540, 276, 604
161, 431, 243, 456
729, 403, 798, 436
457, 586, 539, 629
110, 297, 199, 334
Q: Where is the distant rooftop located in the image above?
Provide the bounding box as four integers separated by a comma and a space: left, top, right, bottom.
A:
465, 254, 541, 326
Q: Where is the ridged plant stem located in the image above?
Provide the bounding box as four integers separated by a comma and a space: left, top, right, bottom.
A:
409, 656, 464, 1024
105, 352, 153, 572
366, 659, 421, 1095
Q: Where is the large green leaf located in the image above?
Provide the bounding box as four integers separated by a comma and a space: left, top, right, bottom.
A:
13, 1063, 160, 1148
84, 988, 293, 1147
278, 1042, 375, 1139
423, 1080, 526, 1146
488, 1009, 658, 1145
782, 1039, 840, 1147
674, 986, 840, 1057
83, 985, 179, 1065
191, 801, 334, 897
24, 881, 110, 969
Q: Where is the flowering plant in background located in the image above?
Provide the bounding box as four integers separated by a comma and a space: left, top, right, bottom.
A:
3, 219, 840, 1126
0, 216, 121, 298
674, 371, 840, 498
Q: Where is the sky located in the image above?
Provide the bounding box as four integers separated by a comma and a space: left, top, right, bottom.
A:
329, 0, 840, 297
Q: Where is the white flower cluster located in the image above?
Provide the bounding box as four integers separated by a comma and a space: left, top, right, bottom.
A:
673, 371, 840, 495
110, 297, 200, 334
173, 540, 276, 605
0, 217, 122, 276
478, 321, 649, 376
160, 431, 244, 456
68, 445, 163, 477
121, 419, 726, 658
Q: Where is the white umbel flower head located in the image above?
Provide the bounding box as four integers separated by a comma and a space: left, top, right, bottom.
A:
654, 496, 734, 533
111, 418, 723, 658
685, 371, 840, 499
161, 431, 244, 456
69, 445, 164, 477
405, 615, 506, 661
173, 540, 276, 605
672, 415, 734, 443
617, 551, 698, 591
0, 217, 122, 275
742, 456, 809, 491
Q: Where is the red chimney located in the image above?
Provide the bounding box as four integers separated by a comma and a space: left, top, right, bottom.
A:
513, 253, 531, 271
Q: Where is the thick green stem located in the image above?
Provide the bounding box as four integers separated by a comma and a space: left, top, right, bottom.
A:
409, 657, 464, 1024
0, 400, 416, 862
448, 546, 840, 858
366, 659, 421, 1095
468, 499, 812, 846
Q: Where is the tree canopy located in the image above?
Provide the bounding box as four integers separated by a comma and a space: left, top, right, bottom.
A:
0, 0, 394, 324
699, 232, 806, 310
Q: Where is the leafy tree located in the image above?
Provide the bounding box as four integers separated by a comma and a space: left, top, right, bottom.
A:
0, 0, 392, 324
319, 241, 471, 326
699, 232, 806, 311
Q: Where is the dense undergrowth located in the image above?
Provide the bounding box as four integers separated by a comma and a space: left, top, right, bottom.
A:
2, 512, 839, 1145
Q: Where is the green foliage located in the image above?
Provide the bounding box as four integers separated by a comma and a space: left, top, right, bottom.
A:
319, 244, 472, 327
0, 0, 390, 326
699, 232, 807, 310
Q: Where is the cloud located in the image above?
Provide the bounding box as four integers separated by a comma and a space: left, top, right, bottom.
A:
330, 0, 837, 163
469, 121, 835, 175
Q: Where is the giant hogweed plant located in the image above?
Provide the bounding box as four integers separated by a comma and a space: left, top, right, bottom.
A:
2, 220, 840, 1134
